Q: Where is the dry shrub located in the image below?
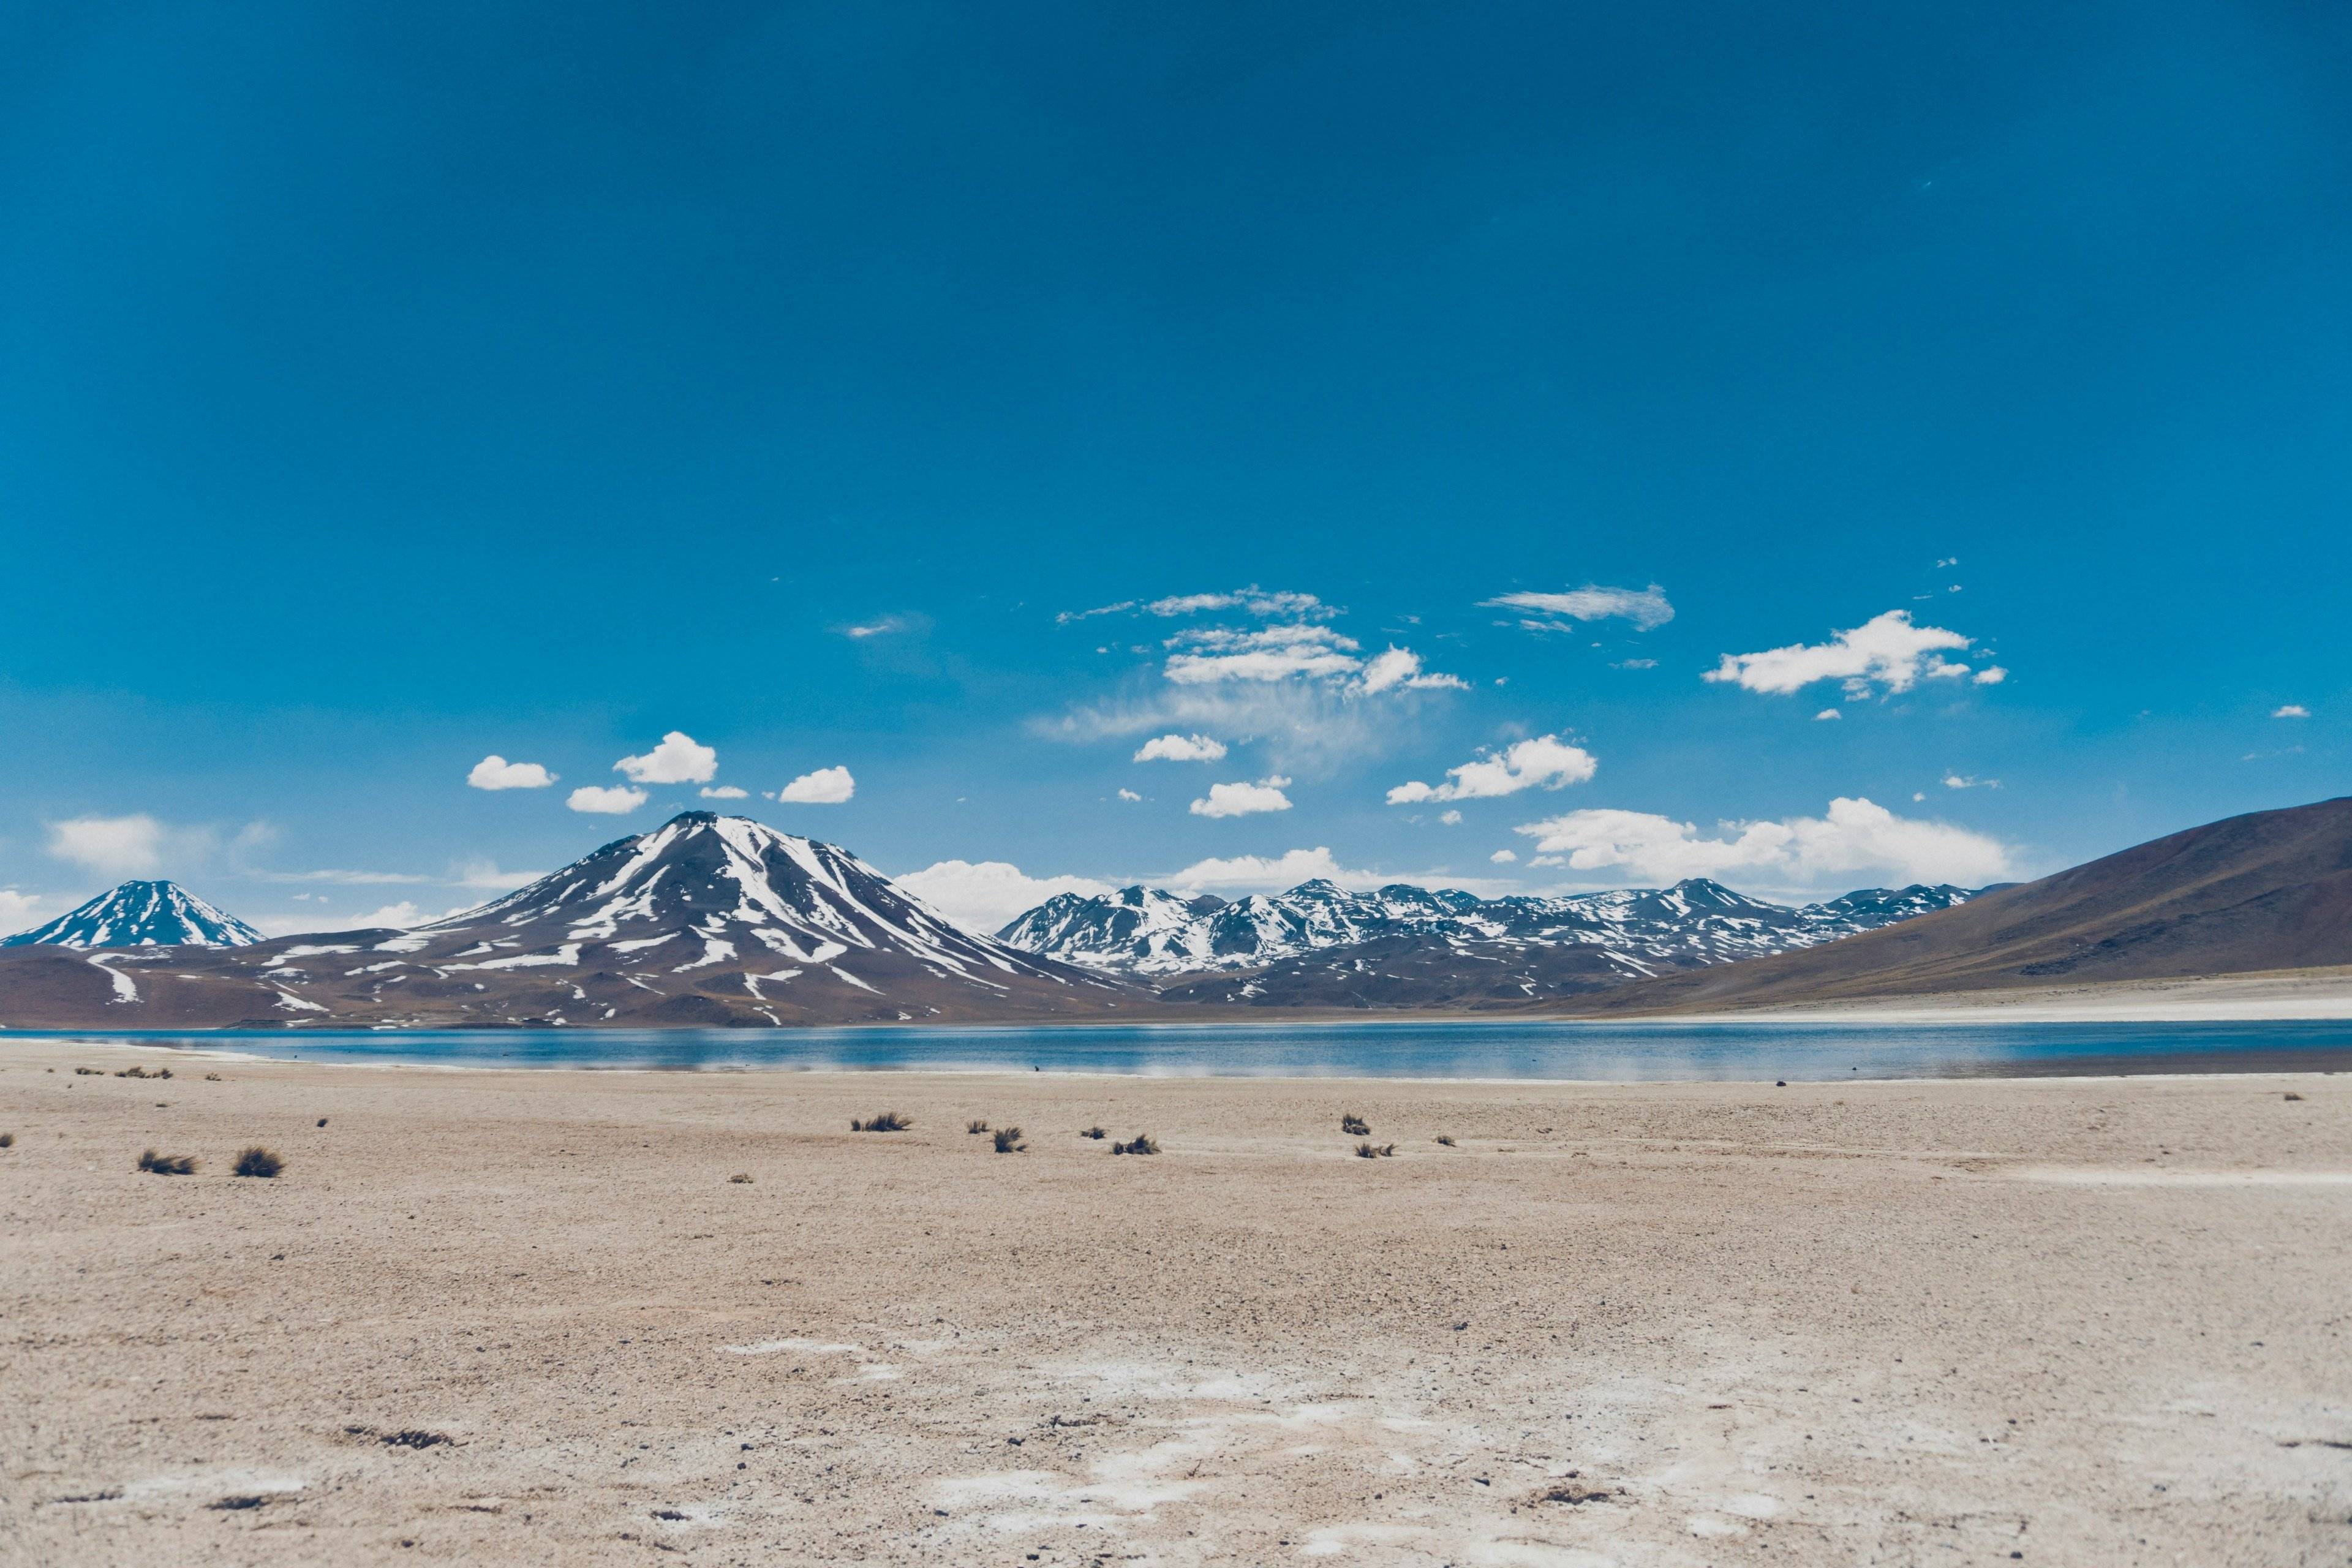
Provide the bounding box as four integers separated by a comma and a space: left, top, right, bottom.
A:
74, 1067, 102, 1076
1355, 1142, 1396, 1159
1080, 1126, 1106, 1140
728, 1172, 754, 1184
992, 1126, 1026, 1153
1111, 1133, 1158, 1155
1340, 1112, 1370, 1136
967, 1119, 990, 1134
380, 1429, 452, 1449
850, 1112, 911, 1132
2285, 1092, 2305, 1101
232, 1147, 284, 1178
1434, 1134, 1456, 1147
0, 1133, 13, 1149
138, 1149, 197, 1175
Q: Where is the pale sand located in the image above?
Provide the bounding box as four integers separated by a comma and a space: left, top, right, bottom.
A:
6, 1041, 2350, 1566
1673, 965, 2352, 1023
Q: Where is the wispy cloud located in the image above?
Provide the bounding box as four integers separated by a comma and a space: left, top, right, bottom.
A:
1164, 624, 1363, 684
2273, 703, 2311, 719
1483, 583, 1674, 631
1060, 586, 1338, 625
45, 815, 192, 877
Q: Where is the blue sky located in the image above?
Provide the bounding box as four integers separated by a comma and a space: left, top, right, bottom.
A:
2, 1, 2346, 935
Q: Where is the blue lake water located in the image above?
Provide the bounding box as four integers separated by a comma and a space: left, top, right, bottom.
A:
10, 1017, 2351, 1080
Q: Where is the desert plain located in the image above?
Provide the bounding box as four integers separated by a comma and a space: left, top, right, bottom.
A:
4, 1039, 2350, 1567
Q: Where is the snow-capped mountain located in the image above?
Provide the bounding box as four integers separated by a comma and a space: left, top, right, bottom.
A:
998, 876, 1979, 982
0, 814, 1127, 1030
2, 881, 262, 949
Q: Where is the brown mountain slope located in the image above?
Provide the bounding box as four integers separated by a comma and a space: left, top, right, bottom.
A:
1552, 794, 2352, 1014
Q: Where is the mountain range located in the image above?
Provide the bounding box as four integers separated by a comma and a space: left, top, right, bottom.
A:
997, 877, 1979, 1008
2, 795, 2347, 1028
0, 813, 1121, 1029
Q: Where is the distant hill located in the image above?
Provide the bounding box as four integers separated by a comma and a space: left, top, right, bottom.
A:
1553, 795, 2352, 1014
0, 813, 1129, 1029
2, 880, 261, 949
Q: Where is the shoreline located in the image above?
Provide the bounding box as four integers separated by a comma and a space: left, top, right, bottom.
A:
11, 1029, 2351, 1086
10, 963, 2352, 1038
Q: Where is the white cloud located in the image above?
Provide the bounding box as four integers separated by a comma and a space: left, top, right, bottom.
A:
47, 815, 167, 876
1439, 809, 1463, 825
2274, 704, 2311, 719
1117, 788, 1143, 802
1612, 658, 1658, 671
699, 785, 749, 799
1705, 611, 1999, 698
1483, 583, 1675, 631
1358, 646, 1470, 693
1513, 796, 2011, 889
1, 889, 54, 932
892, 860, 1116, 935
1170, 846, 1368, 891
614, 731, 718, 785
568, 785, 648, 815
1039, 682, 1387, 771
1942, 774, 1998, 791
467, 755, 557, 790
1189, 775, 1294, 818
1488, 849, 1518, 864
1814, 708, 1842, 721
778, 766, 856, 805
251, 899, 471, 937
451, 859, 541, 892
842, 616, 908, 638
1387, 735, 1597, 804
1164, 624, 1362, 685
1134, 733, 1228, 763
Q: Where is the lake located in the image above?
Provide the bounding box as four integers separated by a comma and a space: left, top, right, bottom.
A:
11, 1016, 2351, 1080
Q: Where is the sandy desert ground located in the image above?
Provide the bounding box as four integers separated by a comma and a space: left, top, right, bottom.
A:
4, 1039, 2350, 1567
